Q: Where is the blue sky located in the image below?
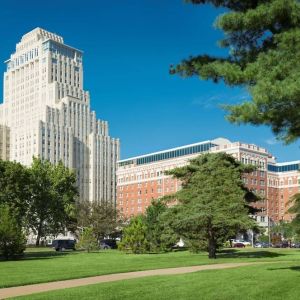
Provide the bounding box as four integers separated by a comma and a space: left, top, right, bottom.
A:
0, 0, 299, 162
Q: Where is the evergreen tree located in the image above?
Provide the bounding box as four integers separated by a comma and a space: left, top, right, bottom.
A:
119, 216, 149, 254
144, 200, 178, 252
172, 0, 300, 143
164, 153, 257, 259
288, 194, 300, 239
0, 204, 26, 260
76, 227, 98, 253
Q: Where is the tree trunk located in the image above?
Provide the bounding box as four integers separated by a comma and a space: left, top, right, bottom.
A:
208, 227, 217, 259
208, 242, 217, 259
35, 233, 41, 247
35, 221, 43, 246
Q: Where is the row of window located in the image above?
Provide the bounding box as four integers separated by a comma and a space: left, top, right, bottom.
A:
268, 163, 300, 173
7, 48, 39, 70
241, 157, 266, 169
119, 143, 215, 167
243, 177, 265, 186
119, 186, 174, 198
42, 40, 82, 62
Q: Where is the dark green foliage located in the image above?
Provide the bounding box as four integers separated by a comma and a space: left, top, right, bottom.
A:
27, 158, 78, 246
271, 220, 295, 240
119, 216, 149, 254
288, 194, 300, 239
144, 200, 178, 252
164, 153, 257, 258
119, 201, 178, 254
90, 202, 120, 241
75, 201, 121, 242
173, 0, 300, 143
0, 160, 31, 226
76, 227, 98, 252
0, 204, 26, 260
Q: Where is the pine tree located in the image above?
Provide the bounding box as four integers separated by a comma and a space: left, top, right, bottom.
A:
172, 0, 300, 143
164, 153, 257, 259
119, 216, 149, 254
0, 204, 26, 260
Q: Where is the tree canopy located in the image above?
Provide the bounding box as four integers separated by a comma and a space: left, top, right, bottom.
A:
119, 216, 149, 254
164, 152, 258, 258
288, 194, 300, 239
27, 158, 78, 246
144, 200, 178, 252
0, 204, 26, 259
172, 0, 300, 143
0, 160, 31, 226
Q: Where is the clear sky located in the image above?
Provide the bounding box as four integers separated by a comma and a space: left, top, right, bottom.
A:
0, 0, 299, 162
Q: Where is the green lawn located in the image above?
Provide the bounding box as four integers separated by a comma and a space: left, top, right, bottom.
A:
0, 248, 300, 288
14, 262, 300, 300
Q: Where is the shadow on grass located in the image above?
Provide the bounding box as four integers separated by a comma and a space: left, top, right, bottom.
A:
15, 249, 113, 261
268, 266, 300, 272
0, 248, 108, 262
0, 250, 75, 262
24, 250, 76, 260
217, 249, 287, 259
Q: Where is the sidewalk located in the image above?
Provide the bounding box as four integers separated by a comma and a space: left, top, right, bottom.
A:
0, 262, 256, 299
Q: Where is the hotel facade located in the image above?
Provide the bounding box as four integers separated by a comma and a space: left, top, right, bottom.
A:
0, 28, 120, 204
117, 138, 299, 225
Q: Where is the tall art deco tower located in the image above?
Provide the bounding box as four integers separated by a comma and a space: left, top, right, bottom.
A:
0, 28, 120, 204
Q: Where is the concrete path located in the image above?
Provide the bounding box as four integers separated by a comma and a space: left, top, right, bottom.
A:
0, 262, 257, 299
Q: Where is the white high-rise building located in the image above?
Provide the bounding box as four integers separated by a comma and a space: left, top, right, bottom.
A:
0, 28, 120, 204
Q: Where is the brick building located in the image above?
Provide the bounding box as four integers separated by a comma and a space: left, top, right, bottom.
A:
117, 137, 299, 226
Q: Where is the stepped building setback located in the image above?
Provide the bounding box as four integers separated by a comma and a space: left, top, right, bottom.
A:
0, 28, 120, 204
117, 138, 299, 225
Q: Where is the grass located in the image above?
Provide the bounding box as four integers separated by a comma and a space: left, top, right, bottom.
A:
0, 248, 300, 288
13, 262, 300, 300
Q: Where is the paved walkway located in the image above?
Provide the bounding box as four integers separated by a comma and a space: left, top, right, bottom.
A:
0, 262, 257, 299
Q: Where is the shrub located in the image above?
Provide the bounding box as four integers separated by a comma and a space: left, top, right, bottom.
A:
119, 216, 149, 254
76, 227, 98, 252
0, 205, 26, 260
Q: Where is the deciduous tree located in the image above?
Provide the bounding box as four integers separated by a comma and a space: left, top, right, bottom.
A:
0, 160, 31, 226
27, 158, 78, 246
90, 202, 121, 242
0, 204, 26, 260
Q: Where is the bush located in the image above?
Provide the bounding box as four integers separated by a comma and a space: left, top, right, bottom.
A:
119, 216, 149, 254
76, 227, 98, 252
0, 205, 26, 259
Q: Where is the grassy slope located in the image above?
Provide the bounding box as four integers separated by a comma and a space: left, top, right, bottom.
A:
14, 262, 300, 300
1, 248, 300, 288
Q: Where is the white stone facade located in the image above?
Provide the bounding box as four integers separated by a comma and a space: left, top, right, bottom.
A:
0, 28, 120, 204
0, 124, 10, 161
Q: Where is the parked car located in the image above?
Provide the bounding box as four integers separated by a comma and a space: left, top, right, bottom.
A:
255, 242, 271, 248
254, 242, 262, 248
52, 239, 76, 251
239, 240, 251, 246
99, 239, 117, 249
273, 241, 289, 248
233, 242, 246, 248
231, 239, 251, 247
292, 243, 300, 248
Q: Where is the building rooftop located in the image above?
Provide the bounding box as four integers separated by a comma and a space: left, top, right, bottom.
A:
118, 138, 231, 167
